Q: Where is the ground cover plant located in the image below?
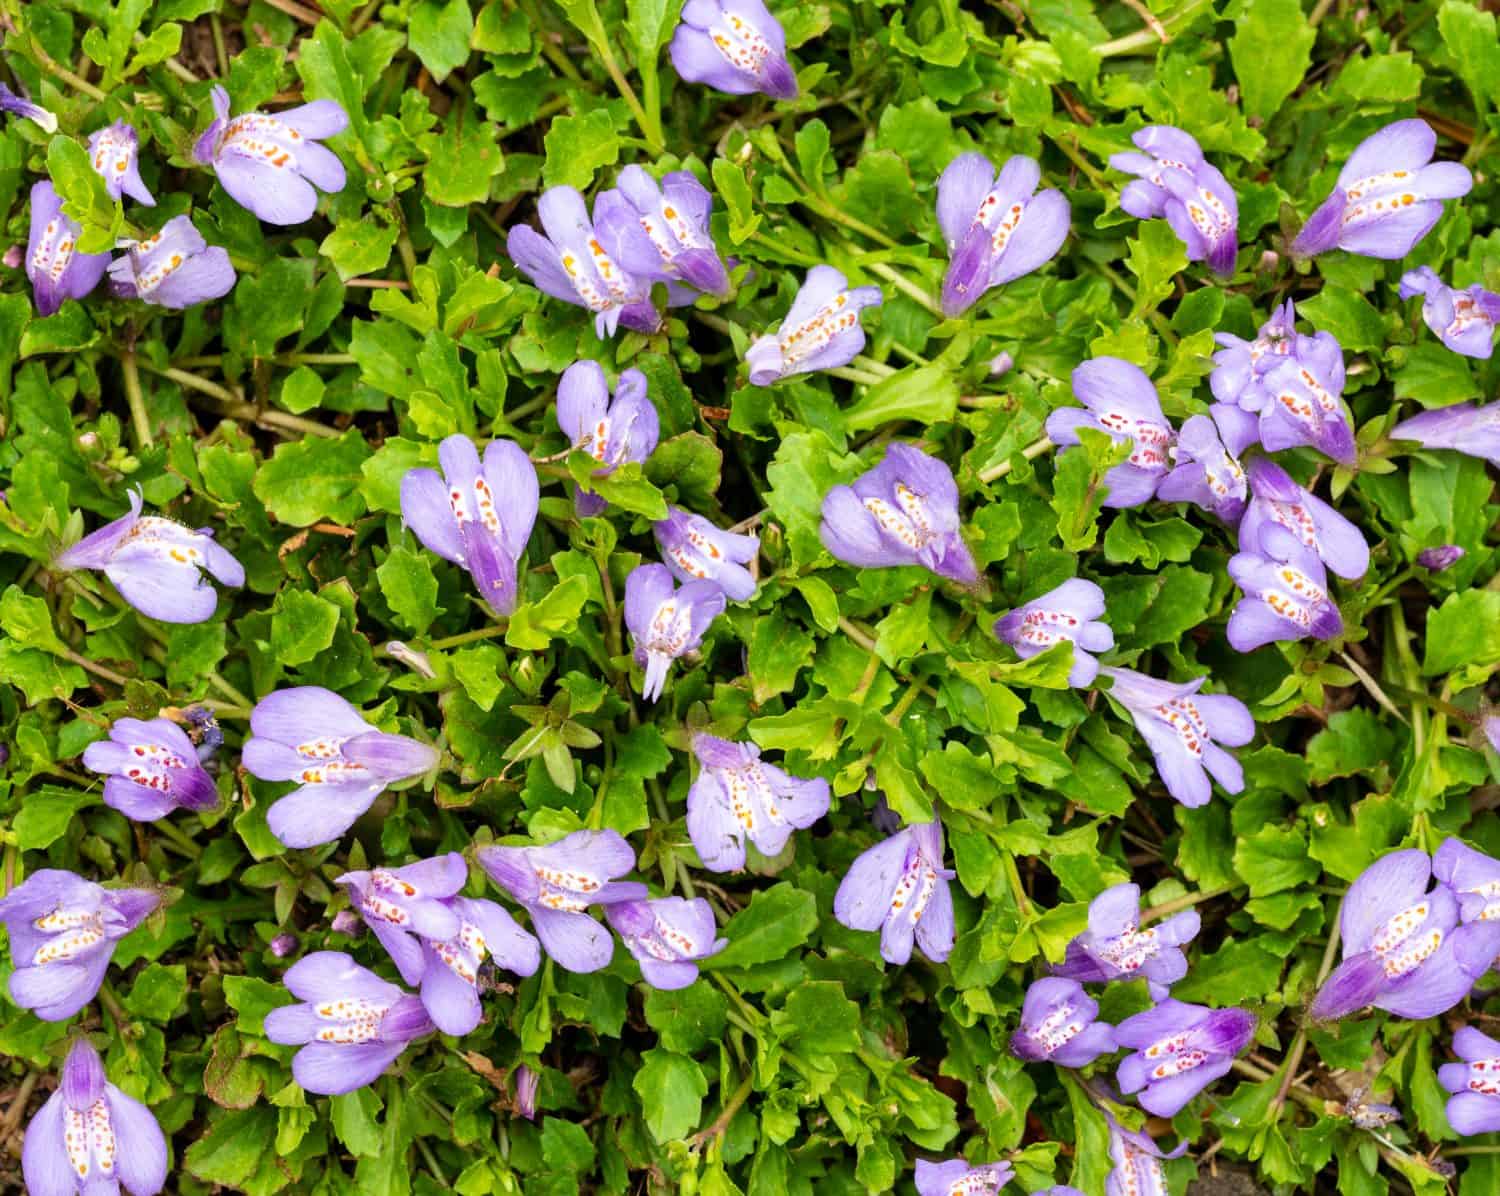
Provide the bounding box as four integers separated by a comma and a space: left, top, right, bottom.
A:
2, 0, 1500, 1192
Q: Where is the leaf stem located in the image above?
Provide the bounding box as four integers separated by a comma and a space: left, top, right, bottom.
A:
426, 624, 509, 651
978, 436, 1055, 484
122, 351, 154, 449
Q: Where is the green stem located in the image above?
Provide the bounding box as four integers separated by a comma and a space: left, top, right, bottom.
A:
1142, 882, 1233, 922
123, 352, 154, 449
1094, 0, 1212, 56
209, 670, 253, 709
426, 624, 509, 651
978, 436, 1055, 484
153, 816, 204, 859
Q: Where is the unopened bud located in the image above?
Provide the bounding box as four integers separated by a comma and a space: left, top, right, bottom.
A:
988, 351, 1014, 377
1417, 545, 1464, 572
332, 909, 363, 935
269, 933, 298, 958
515, 1065, 539, 1120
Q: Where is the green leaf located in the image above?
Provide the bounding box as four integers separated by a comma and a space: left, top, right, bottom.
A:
320, 220, 399, 281
253, 429, 372, 527
1229, 0, 1315, 120
1334, 52, 1424, 102
1439, 1, 1500, 114
270, 589, 342, 666
409, 0, 473, 80
377, 545, 442, 636
0, 585, 68, 655
422, 110, 505, 206
506, 576, 591, 650
14, 787, 98, 850
542, 110, 620, 191
45, 136, 121, 255
1424, 590, 1500, 674
331, 1089, 385, 1157
632, 1049, 707, 1142
705, 883, 818, 970
1297, 286, 1387, 353
711, 158, 761, 244
843, 366, 959, 432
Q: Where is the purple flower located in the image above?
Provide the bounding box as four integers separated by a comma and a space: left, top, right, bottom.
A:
914, 1159, 1014, 1196
1227, 526, 1343, 652
1400, 267, 1500, 359
819, 442, 979, 584
1115, 999, 1255, 1116
22, 1038, 167, 1196
1045, 358, 1174, 509
26, 181, 110, 317
263, 951, 434, 1095
1155, 412, 1248, 522
654, 507, 760, 601
556, 361, 659, 517
1240, 458, 1370, 581
668, 0, 798, 100
1, 83, 57, 133
400, 434, 539, 616
87, 121, 154, 205
936, 152, 1070, 317
193, 85, 348, 225
1309, 849, 1500, 1020
994, 578, 1113, 687
745, 265, 882, 385
270, 933, 299, 958
81, 716, 218, 821
507, 186, 661, 338
53, 489, 244, 624
624, 563, 726, 702
338, 854, 541, 1035
0, 870, 158, 1021
593, 166, 730, 299
834, 819, 955, 965
1210, 298, 1301, 434
1433, 838, 1500, 925
1393, 401, 1500, 469
1009, 976, 1116, 1067
1052, 882, 1200, 1000
477, 830, 648, 974
1291, 119, 1471, 259
686, 732, 830, 871
107, 216, 236, 309
1105, 1114, 1187, 1196
1099, 668, 1253, 809
1417, 545, 1465, 572
605, 897, 727, 989
1110, 125, 1238, 276
1439, 1026, 1500, 1135
515, 1065, 539, 1119
1256, 333, 1356, 465
243, 687, 440, 849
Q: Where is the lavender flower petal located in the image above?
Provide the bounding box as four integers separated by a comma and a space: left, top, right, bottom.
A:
994, 578, 1113, 688
26, 181, 110, 317
669, 0, 798, 100
745, 265, 882, 385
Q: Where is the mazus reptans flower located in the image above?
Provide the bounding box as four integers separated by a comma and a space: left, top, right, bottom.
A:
605, 897, 727, 989
624, 563, 726, 702
194, 85, 348, 225
1111, 125, 1238, 276
820, 443, 979, 584
993, 578, 1114, 687
508, 186, 660, 337
1115, 999, 1255, 1116
54, 489, 245, 624
834, 819, 955, 965
556, 360, 659, 516
1440, 1026, 1500, 1136
1240, 458, 1370, 581
746, 265, 882, 385
686, 733, 830, 871
914, 1159, 1014, 1196
1227, 526, 1343, 651
82, 716, 218, 821
264, 951, 434, 1095
0, 870, 158, 1021
1009, 977, 1116, 1067
87, 121, 154, 205
1053, 882, 1200, 1000
243, 687, 439, 849
478, 830, 648, 974
654, 507, 760, 601
27, 181, 110, 317
669, 0, 798, 100
1100, 668, 1253, 808
107, 215, 236, 309
401, 434, 539, 616
1391, 402, 1500, 470
1046, 358, 1173, 508
594, 165, 730, 299
936, 152, 1069, 317
22, 1038, 167, 1196
1155, 412, 1248, 522
1, 83, 57, 133
1291, 119, 1471, 259
1309, 849, 1500, 1020
1399, 267, 1500, 359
